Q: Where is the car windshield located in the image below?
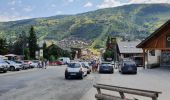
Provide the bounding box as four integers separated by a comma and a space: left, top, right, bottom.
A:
0, 60, 6, 63
32, 61, 38, 63
68, 63, 80, 68
14, 61, 22, 63
82, 62, 89, 66
9, 61, 16, 64
101, 62, 111, 64
124, 61, 136, 66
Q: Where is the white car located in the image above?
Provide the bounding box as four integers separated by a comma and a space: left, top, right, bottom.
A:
0, 60, 9, 73
30, 60, 39, 68
5, 60, 22, 71
58, 57, 70, 64
65, 62, 88, 79
80, 62, 91, 74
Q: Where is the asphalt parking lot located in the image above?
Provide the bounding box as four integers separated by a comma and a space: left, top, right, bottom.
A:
0, 66, 170, 100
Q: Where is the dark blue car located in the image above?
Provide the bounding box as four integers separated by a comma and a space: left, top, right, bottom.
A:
99, 63, 114, 73
119, 60, 137, 74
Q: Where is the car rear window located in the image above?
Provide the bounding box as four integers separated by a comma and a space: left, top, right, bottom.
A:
68, 63, 80, 68
124, 61, 136, 66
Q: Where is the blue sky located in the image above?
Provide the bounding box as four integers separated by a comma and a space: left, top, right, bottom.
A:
0, 0, 170, 22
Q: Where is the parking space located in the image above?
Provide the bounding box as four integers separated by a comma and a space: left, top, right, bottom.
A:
81, 66, 170, 100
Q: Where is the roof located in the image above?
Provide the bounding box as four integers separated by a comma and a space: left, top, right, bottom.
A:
137, 20, 170, 48
4, 54, 18, 57
117, 41, 143, 54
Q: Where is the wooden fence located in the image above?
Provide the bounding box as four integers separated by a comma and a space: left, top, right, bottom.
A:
94, 84, 162, 100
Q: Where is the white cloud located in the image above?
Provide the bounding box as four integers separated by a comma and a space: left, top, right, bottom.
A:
84, 2, 93, 7
8, 0, 16, 5
66, 0, 74, 3
97, 0, 170, 8
97, 0, 122, 8
8, 0, 22, 5
51, 4, 57, 8
23, 6, 33, 12
0, 15, 31, 22
129, 0, 170, 4
10, 7, 15, 10
56, 11, 62, 15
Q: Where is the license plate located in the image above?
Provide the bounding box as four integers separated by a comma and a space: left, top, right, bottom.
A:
70, 73, 76, 75
128, 67, 132, 70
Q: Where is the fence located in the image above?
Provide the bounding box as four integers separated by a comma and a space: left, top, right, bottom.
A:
94, 84, 162, 100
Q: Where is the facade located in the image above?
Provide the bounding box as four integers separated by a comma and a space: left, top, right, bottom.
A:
137, 20, 170, 68
117, 41, 143, 60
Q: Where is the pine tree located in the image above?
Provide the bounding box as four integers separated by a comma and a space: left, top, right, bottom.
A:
0, 38, 8, 55
28, 26, 37, 59
106, 36, 111, 49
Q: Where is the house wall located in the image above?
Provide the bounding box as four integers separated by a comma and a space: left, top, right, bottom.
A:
119, 53, 142, 59
147, 50, 161, 68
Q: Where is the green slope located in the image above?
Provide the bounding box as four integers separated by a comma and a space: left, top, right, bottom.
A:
0, 3, 170, 48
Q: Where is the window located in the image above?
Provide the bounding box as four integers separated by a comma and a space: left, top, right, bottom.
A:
149, 50, 155, 56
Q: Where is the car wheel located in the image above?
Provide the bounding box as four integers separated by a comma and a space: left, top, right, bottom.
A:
80, 74, 84, 79
65, 75, 69, 79
134, 72, 137, 74
10, 66, 15, 71
87, 71, 90, 74
85, 72, 88, 76
3, 70, 7, 73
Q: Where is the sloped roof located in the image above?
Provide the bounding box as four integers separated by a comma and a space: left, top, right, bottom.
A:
117, 41, 143, 54
4, 54, 18, 57
137, 20, 170, 48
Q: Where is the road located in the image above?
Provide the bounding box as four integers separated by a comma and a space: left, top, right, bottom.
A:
0, 66, 98, 100
1, 66, 170, 100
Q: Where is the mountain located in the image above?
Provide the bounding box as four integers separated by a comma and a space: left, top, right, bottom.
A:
0, 3, 170, 49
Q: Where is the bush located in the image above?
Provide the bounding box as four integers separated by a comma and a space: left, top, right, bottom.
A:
103, 50, 114, 61
49, 55, 56, 61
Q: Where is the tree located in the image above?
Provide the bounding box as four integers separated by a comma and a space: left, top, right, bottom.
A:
0, 38, 8, 55
103, 50, 114, 61
28, 26, 38, 59
43, 41, 48, 59
106, 36, 111, 49
24, 48, 30, 60
46, 44, 71, 60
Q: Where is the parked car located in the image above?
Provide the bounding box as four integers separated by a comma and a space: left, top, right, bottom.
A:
81, 62, 91, 74
30, 60, 39, 68
23, 60, 32, 69
65, 62, 88, 79
58, 57, 70, 64
132, 56, 143, 67
99, 62, 114, 73
56, 60, 64, 65
5, 60, 22, 71
119, 59, 137, 74
0, 60, 9, 73
14, 60, 25, 69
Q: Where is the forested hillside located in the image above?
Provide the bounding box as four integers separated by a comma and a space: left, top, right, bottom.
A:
0, 3, 170, 48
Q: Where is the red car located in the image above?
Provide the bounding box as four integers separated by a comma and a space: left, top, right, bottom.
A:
56, 60, 64, 65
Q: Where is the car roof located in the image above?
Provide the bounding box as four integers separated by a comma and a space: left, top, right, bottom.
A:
101, 62, 111, 64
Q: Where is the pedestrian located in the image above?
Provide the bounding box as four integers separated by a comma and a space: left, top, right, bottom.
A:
41, 60, 44, 69
38, 60, 42, 68
44, 60, 48, 69
92, 60, 96, 72
95, 62, 99, 72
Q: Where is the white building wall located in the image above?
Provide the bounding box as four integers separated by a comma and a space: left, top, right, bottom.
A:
147, 50, 161, 68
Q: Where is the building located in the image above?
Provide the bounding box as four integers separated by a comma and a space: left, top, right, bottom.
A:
117, 41, 143, 60
137, 20, 170, 68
